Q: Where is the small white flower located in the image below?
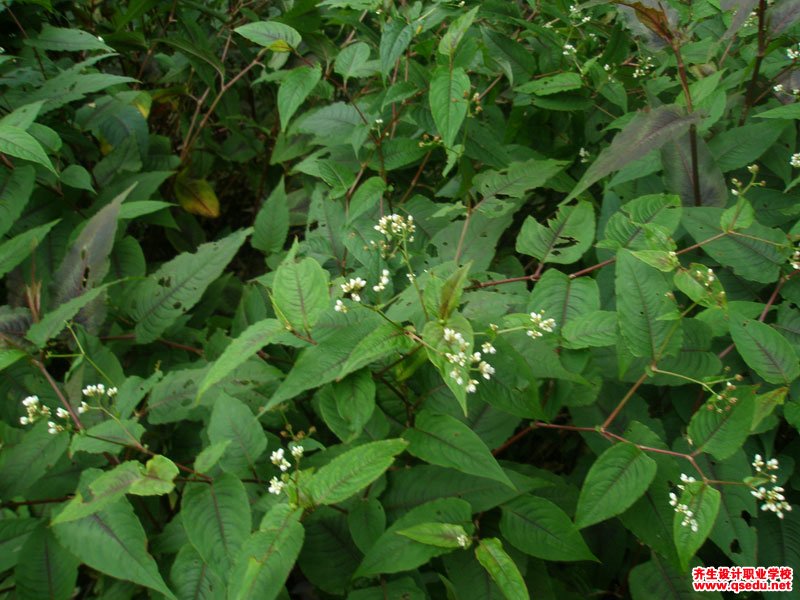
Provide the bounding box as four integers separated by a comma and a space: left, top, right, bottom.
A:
22, 395, 39, 407
291, 445, 304, 459
465, 379, 478, 393
788, 46, 800, 61
107, 387, 118, 397
334, 299, 348, 313
457, 534, 470, 548
372, 269, 390, 292
47, 421, 59, 435
562, 44, 576, 56
481, 342, 496, 354
56, 407, 69, 419
774, 83, 785, 93
19, 416, 29, 425
270, 448, 291, 472
478, 361, 495, 380
268, 476, 285, 495
77, 401, 89, 414
790, 153, 800, 168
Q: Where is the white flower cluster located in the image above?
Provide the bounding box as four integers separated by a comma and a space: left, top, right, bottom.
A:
456, 534, 471, 548
562, 43, 576, 56
372, 269, 390, 292
370, 214, 415, 257
788, 45, 800, 60
267, 446, 303, 496
341, 277, 366, 303
270, 448, 291, 472
791, 153, 800, 169
19, 395, 51, 426
442, 328, 495, 394
633, 56, 654, 78
568, 4, 592, 24
669, 474, 699, 532
691, 267, 724, 301
773, 84, 800, 96
751, 454, 791, 518
82, 383, 118, 398
527, 311, 556, 339
790, 247, 800, 271
578, 147, 590, 163
706, 377, 741, 413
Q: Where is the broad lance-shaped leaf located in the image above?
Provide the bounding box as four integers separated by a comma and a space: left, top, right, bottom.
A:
308, 439, 408, 505
474, 538, 530, 600
616, 249, 682, 360
567, 105, 700, 201
0, 421, 68, 499
356, 498, 472, 578
600, 193, 682, 250
181, 473, 251, 582
52, 456, 179, 524
235, 21, 301, 51
662, 134, 725, 207
129, 228, 250, 343
174, 172, 220, 218
0, 124, 57, 173
396, 522, 471, 549
52, 184, 132, 305
681, 207, 787, 283
0, 219, 59, 279
253, 177, 289, 255
198, 318, 284, 399
171, 544, 225, 600
208, 393, 267, 474
528, 268, 600, 336
380, 20, 413, 77
430, 66, 470, 149
228, 504, 304, 600
673, 481, 721, 570
271, 246, 329, 335
474, 158, 567, 200
52, 484, 176, 599
575, 443, 657, 528
688, 387, 756, 460
278, 64, 321, 131
0, 165, 35, 238
15, 524, 78, 600
500, 495, 596, 561
516, 200, 595, 265
26, 281, 114, 348
403, 410, 514, 489
730, 316, 800, 385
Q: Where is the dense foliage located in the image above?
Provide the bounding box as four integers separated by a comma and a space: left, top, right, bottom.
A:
1, 0, 800, 598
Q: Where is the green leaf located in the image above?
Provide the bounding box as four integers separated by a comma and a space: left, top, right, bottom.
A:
438, 6, 480, 57
474, 538, 530, 600
707, 121, 787, 172
500, 495, 596, 561
528, 268, 599, 336
729, 316, 800, 384
356, 498, 472, 577
379, 21, 413, 77
271, 250, 329, 335
756, 103, 800, 119
673, 263, 727, 310
208, 393, 267, 474
15, 524, 79, 600
60, 164, 95, 192
338, 321, 413, 378
616, 249, 682, 360
421, 316, 474, 414
174, 173, 220, 218
52, 494, 176, 599
198, 318, 283, 398
53, 457, 178, 524
129, 228, 250, 343
517, 72, 583, 96
0, 165, 35, 238
70, 419, 146, 455
575, 443, 658, 528
171, 544, 226, 600
0, 124, 56, 173
0, 348, 26, 372
335, 42, 373, 84
629, 555, 710, 600
28, 24, 112, 52
562, 310, 618, 349
181, 473, 251, 582
429, 66, 470, 149
235, 21, 301, 51
516, 200, 595, 264
673, 482, 721, 570
278, 65, 321, 131
0, 219, 59, 279
318, 369, 376, 443
720, 197, 755, 231
252, 178, 289, 255
308, 439, 407, 505
474, 159, 567, 199
568, 105, 699, 201
396, 522, 470, 548
601, 193, 682, 251
26, 282, 113, 348
682, 208, 787, 283
0, 421, 68, 499
404, 410, 514, 488
227, 504, 304, 600
0, 518, 39, 573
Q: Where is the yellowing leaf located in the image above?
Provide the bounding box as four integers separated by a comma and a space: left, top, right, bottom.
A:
174, 173, 220, 218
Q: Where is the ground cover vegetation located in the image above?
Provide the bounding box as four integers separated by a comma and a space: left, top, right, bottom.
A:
1, 0, 800, 598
